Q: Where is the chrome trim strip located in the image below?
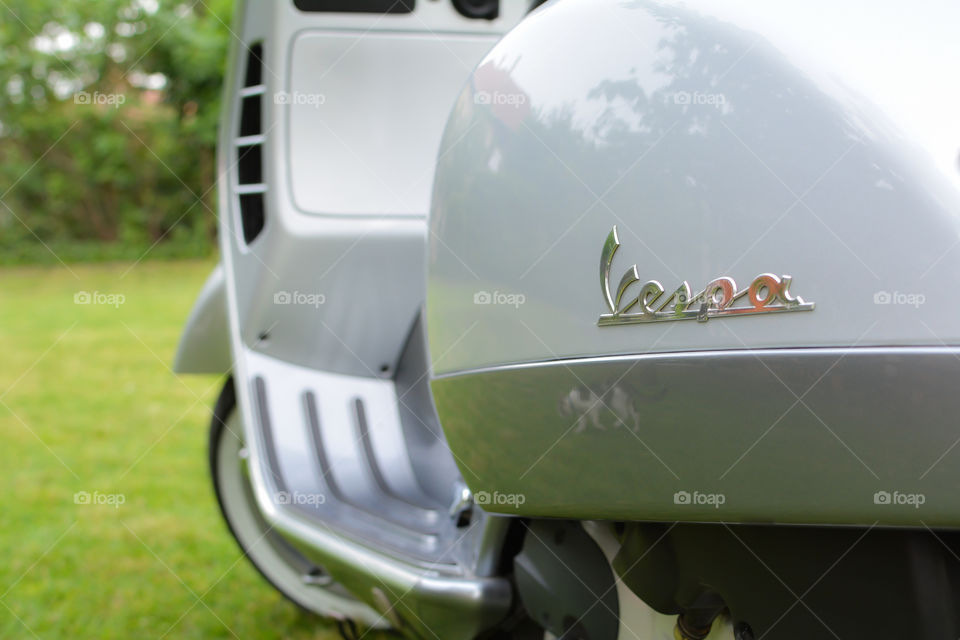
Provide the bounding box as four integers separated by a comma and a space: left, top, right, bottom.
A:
255, 492, 512, 640
432, 345, 960, 380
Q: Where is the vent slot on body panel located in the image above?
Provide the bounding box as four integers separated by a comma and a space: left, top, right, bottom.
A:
236, 43, 266, 245
237, 145, 263, 185
239, 95, 262, 137
237, 194, 265, 244
244, 43, 264, 86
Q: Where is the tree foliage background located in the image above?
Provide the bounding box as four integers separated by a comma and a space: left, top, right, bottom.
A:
0, 0, 232, 263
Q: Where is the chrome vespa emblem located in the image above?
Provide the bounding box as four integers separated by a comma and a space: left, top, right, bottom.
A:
598, 226, 814, 326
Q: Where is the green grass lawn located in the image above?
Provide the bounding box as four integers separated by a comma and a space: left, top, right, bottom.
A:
0, 259, 385, 639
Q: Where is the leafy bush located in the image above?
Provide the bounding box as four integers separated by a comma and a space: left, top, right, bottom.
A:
0, 0, 232, 263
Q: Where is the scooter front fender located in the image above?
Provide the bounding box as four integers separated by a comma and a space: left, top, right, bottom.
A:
174, 264, 231, 374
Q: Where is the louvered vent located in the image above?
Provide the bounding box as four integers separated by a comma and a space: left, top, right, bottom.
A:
236, 43, 266, 244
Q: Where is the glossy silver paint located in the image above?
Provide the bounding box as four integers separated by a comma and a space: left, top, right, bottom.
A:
427, 0, 960, 375
432, 346, 960, 526
426, 0, 960, 525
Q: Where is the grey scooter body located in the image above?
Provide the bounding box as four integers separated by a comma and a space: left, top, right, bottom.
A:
177, 0, 960, 638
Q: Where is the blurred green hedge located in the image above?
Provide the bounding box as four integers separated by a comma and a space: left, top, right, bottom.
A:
0, 0, 233, 264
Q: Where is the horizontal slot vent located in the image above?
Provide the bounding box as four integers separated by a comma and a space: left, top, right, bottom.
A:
236, 42, 266, 246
